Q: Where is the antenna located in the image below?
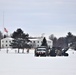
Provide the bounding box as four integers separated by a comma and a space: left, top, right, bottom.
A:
3, 11, 4, 35
3, 11, 8, 36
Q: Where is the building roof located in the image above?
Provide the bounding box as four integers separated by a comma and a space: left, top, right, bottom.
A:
1, 37, 14, 40
29, 37, 52, 42
29, 38, 40, 41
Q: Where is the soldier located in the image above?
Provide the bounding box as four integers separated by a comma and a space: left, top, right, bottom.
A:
50, 47, 56, 56
27, 49, 29, 53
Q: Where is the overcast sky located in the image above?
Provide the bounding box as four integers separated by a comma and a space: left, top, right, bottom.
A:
0, 0, 76, 38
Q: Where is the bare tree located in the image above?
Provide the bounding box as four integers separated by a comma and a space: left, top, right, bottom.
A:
49, 34, 54, 40
49, 34, 57, 47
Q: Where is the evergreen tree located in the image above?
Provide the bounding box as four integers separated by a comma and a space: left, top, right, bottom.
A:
11, 28, 29, 39
66, 32, 74, 44
41, 37, 48, 47
57, 37, 68, 49
11, 38, 31, 53
10, 28, 31, 53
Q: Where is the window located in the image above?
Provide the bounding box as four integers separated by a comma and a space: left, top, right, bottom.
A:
2, 41, 4, 43
37, 45, 39, 47
9, 41, 11, 43
48, 41, 51, 43
38, 41, 39, 43
6, 44, 7, 46
2, 44, 4, 48
8, 44, 10, 47
6, 41, 7, 43
33, 41, 35, 43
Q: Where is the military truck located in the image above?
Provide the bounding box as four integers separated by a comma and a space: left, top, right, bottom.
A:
34, 46, 49, 56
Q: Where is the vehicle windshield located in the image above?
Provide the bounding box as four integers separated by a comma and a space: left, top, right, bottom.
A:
37, 48, 46, 51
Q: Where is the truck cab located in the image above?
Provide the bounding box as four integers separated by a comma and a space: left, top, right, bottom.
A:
34, 46, 49, 56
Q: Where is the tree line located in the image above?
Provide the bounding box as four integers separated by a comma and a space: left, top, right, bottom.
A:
49, 32, 76, 50
0, 28, 76, 50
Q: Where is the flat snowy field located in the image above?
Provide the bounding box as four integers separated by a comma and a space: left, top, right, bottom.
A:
0, 48, 76, 75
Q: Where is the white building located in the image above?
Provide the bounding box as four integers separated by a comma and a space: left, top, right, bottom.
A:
30, 37, 53, 48
1, 37, 14, 48
1, 37, 53, 48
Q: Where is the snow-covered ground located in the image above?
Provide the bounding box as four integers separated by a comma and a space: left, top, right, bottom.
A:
0, 48, 76, 75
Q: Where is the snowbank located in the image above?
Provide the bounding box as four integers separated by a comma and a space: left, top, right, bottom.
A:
0, 48, 76, 75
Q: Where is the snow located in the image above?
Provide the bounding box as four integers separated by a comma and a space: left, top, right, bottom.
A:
1, 37, 14, 40
0, 48, 76, 75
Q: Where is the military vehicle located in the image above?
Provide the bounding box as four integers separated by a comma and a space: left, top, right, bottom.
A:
34, 46, 49, 56
34, 46, 69, 57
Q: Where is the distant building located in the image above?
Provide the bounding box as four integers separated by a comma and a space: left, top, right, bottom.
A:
30, 37, 53, 48
1, 37, 53, 49
1, 37, 13, 48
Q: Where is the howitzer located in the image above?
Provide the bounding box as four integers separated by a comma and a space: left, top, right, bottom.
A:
62, 47, 69, 56
50, 47, 69, 56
